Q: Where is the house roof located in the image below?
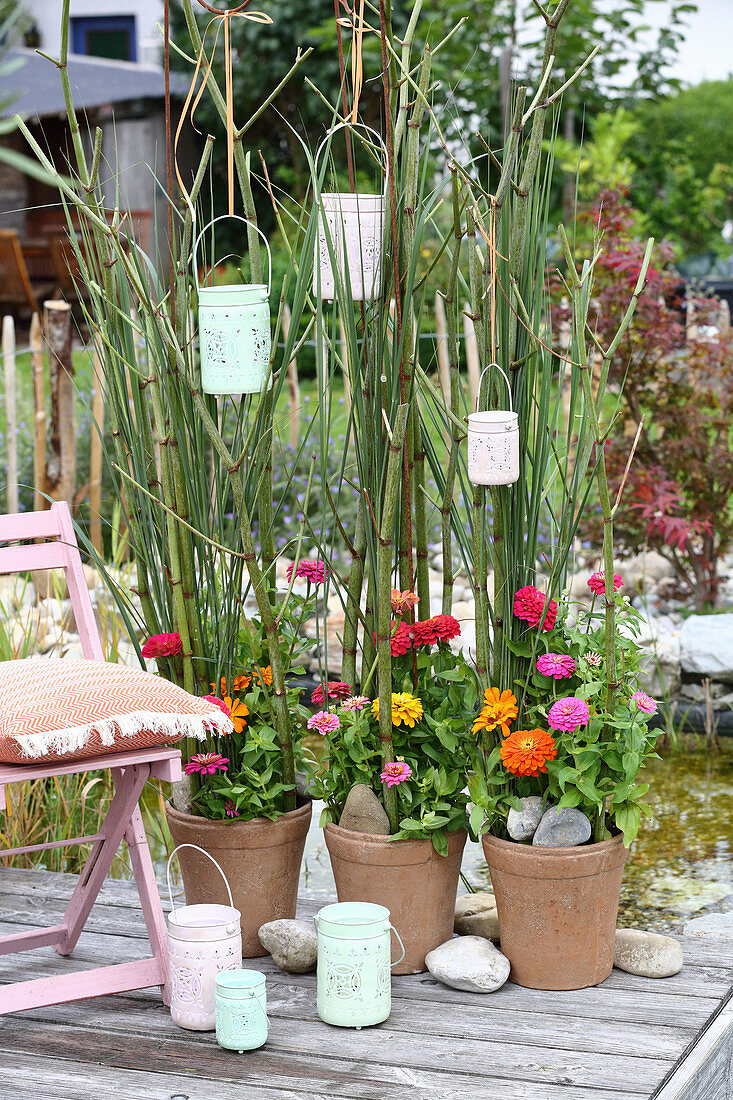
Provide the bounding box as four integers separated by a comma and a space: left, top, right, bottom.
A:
3, 48, 187, 119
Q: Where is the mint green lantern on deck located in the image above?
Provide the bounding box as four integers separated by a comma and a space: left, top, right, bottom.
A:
215, 969, 269, 1053
194, 215, 272, 396
314, 902, 405, 1028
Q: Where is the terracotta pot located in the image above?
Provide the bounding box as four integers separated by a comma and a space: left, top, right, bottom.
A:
324, 822, 467, 974
165, 799, 312, 957
482, 832, 628, 990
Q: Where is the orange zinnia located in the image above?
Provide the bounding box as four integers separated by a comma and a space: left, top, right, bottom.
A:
471, 688, 518, 737
223, 696, 249, 734
256, 665, 273, 686
500, 729, 557, 778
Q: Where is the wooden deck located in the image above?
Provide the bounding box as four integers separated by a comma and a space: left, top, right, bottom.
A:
0, 866, 731, 1100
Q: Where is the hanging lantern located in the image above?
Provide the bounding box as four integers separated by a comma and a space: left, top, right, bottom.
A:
313, 123, 388, 302
166, 844, 242, 1031
194, 214, 272, 396
215, 969, 269, 1053
314, 901, 405, 1028
467, 364, 520, 486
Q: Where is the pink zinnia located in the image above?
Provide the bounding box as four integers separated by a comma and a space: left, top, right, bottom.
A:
286, 559, 328, 585
184, 752, 229, 776
341, 695, 371, 711
380, 761, 412, 787
311, 681, 353, 705
587, 571, 623, 596
142, 632, 182, 658
585, 652, 602, 667
307, 710, 341, 734
225, 799, 240, 818
632, 690, 657, 715
548, 697, 590, 732
513, 585, 557, 632
536, 653, 576, 680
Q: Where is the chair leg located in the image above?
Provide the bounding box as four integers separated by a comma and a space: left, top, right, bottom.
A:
124, 804, 171, 1005
55, 764, 149, 957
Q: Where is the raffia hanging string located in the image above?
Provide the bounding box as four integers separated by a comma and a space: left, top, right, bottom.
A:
336, 0, 368, 122
174, 2, 273, 220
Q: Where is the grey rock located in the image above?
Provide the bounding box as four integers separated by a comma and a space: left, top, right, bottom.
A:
683, 912, 733, 939
680, 613, 733, 683
614, 929, 683, 978
171, 775, 195, 815
532, 806, 592, 848
338, 783, 390, 835
258, 919, 318, 974
426, 935, 510, 992
454, 893, 499, 941
507, 796, 545, 841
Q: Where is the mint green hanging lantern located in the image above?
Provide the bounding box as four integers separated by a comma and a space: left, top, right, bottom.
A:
314, 902, 405, 1028
215, 969, 269, 1053
194, 214, 272, 396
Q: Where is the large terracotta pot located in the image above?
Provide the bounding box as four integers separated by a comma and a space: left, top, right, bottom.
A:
324, 822, 467, 975
165, 799, 312, 957
483, 832, 628, 990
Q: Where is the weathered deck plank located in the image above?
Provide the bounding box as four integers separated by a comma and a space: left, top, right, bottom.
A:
0, 868, 731, 1099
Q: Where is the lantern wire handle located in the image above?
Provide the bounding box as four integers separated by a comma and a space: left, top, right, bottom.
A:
193, 214, 272, 295
389, 923, 406, 967
475, 362, 513, 415
167, 843, 235, 914
314, 122, 389, 199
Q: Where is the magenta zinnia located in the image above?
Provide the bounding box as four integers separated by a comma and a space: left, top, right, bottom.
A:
286, 559, 328, 585
587, 571, 623, 596
513, 585, 557, 632
141, 632, 182, 658
632, 690, 657, 714
311, 681, 353, 705
547, 697, 590, 732
184, 752, 229, 776
307, 710, 341, 734
536, 653, 576, 680
380, 761, 412, 787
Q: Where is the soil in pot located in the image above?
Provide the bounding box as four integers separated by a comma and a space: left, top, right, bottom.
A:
324, 822, 467, 974
166, 799, 312, 957
483, 832, 628, 990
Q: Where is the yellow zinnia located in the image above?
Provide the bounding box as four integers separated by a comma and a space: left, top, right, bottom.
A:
371, 692, 424, 727
471, 687, 518, 737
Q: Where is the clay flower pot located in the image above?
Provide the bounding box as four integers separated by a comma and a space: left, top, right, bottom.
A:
482, 832, 628, 990
165, 799, 312, 957
324, 822, 467, 974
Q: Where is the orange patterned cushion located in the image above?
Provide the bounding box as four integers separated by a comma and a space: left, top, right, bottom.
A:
0, 658, 233, 764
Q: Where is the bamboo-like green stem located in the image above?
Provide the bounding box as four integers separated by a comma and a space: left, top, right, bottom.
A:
377, 404, 409, 832
342, 499, 366, 690
440, 169, 463, 616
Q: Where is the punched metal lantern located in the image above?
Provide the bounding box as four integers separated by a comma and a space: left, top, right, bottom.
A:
313, 123, 388, 302
467, 364, 520, 486
194, 214, 272, 395
314, 901, 405, 1028
215, 969, 269, 1053
166, 844, 242, 1031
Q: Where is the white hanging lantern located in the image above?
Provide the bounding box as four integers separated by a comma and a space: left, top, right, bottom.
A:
313, 123, 388, 302
166, 844, 242, 1031
193, 214, 272, 396
467, 363, 520, 486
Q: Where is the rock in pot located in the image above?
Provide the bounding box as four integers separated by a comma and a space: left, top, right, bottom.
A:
532, 806, 591, 848
338, 784, 390, 835
507, 796, 544, 841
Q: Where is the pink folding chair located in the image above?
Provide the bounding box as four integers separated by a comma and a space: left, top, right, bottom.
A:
0, 502, 181, 1014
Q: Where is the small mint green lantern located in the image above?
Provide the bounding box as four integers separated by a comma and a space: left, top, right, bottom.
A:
215, 969, 268, 1053
314, 902, 405, 1028
194, 214, 272, 396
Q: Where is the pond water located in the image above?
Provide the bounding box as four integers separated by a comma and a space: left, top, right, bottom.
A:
293, 742, 733, 932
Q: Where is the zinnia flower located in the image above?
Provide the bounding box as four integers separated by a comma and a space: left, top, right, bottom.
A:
389, 620, 414, 656
391, 589, 419, 615
286, 559, 328, 585
307, 710, 341, 734
536, 653, 576, 680
501, 729, 557, 778
632, 690, 657, 714
223, 696, 249, 733
142, 632, 182, 658
584, 652, 602, 667
312, 681, 353, 705
184, 752, 229, 776
513, 585, 557, 632
548, 696, 590, 732
432, 614, 461, 642
380, 761, 413, 787
587, 571, 623, 596
471, 688, 518, 737
225, 799, 240, 818
341, 695, 371, 711
412, 618, 439, 647
372, 692, 424, 727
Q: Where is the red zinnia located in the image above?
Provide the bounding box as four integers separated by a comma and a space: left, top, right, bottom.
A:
311, 681, 353, 705
390, 620, 414, 656
142, 632, 183, 658
412, 618, 439, 647
431, 614, 461, 642
513, 585, 557, 632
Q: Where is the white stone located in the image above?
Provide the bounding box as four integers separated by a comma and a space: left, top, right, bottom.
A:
683, 912, 733, 939
0, 574, 35, 611
507, 795, 545, 841
426, 936, 510, 992
613, 929, 683, 977
259, 919, 318, 974
454, 893, 499, 941
680, 614, 733, 683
